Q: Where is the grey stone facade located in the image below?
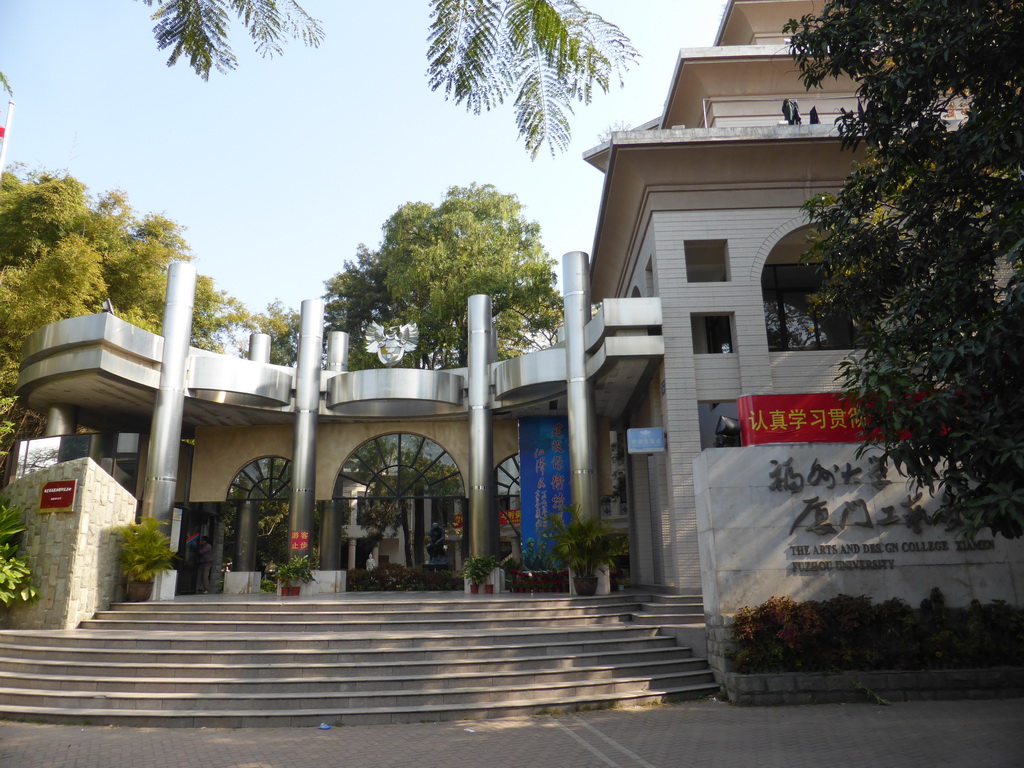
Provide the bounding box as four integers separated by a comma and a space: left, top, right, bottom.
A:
1, 457, 137, 629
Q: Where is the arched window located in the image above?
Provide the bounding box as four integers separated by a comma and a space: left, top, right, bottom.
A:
760, 228, 854, 351
227, 456, 291, 500
495, 454, 521, 512
334, 433, 464, 500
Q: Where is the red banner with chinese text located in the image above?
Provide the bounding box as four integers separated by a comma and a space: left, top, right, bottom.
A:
738, 393, 863, 445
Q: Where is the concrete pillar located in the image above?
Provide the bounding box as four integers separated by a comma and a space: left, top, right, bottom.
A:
248, 332, 271, 363
289, 300, 324, 560
467, 294, 497, 558
44, 404, 77, 437
563, 252, 600, 519
347, 536, 357, 571
141, 261, 196, 526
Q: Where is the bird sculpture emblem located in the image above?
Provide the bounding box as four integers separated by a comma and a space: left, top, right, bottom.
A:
364, 321, 419, 366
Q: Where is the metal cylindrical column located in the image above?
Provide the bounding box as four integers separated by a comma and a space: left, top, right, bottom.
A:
320, 330, 347, 569
321, 331, 348, 569
44, 404, 78, 437
248, 332, 271, 363
327, 331, 349, 373
467, 294, 497, 558
235, 500, 259, 571
289, 300, 324, 560
563, 251, 600, 519
141, 261, 197, 525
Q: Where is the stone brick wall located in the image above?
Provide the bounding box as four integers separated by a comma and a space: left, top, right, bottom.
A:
1, 457, 137, 629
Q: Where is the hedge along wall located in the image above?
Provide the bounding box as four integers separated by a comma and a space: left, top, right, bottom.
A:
1, 457, 137, 630
693, 443, 1024, 686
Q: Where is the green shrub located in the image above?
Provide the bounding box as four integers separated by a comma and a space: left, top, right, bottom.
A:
0, 496, 39, 607
346, 563, 462, 592
727, 589, 1024, 674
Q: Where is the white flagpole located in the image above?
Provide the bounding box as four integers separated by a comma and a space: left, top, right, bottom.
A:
0, 100, 14, 180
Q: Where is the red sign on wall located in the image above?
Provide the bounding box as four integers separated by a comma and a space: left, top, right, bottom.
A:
290, 530, 310, 550
39, 480, 77, 512
451, 509, 521, 532
738, 393, 863, 445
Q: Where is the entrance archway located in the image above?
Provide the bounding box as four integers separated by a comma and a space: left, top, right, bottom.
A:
334, 433, 465, 568
225, 456, 292, 572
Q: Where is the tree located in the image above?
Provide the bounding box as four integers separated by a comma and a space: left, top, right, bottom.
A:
137, 0, 324, 79
0, 168, 252, 460
323, 183, 561, 371
786, 1, 1024, 539
427, 0, 636, 156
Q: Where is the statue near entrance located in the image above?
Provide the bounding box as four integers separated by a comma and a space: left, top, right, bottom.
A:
425, 522, 449, 568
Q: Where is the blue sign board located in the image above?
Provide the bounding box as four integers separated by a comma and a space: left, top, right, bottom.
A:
518, 417, 572, 553
626, 427, 665, 454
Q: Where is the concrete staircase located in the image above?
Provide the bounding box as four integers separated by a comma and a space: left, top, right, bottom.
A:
0, 593, 717, 727
630, 594, 705, 626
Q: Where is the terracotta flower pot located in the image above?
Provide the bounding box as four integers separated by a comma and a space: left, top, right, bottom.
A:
484, 584, 494, 594
470, 584, 479, 594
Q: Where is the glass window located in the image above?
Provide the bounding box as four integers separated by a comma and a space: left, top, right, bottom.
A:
334, 434, 465, 500
761, 264, 854, 351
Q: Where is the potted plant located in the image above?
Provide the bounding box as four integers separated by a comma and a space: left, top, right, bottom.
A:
114, 517, 177, 602
546, 505, 627, 596
275, 556, 315, 596
463, 555, 498, 594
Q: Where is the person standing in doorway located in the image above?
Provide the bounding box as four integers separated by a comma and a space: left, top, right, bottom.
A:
197, 536, 214, 593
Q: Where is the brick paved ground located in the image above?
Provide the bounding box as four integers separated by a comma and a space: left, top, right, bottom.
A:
1, 698, 1021, 768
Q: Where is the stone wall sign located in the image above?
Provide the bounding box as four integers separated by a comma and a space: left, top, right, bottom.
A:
694, 443, 1024, 618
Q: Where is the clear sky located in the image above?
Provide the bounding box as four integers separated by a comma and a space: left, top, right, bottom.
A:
1, 1, 727, 314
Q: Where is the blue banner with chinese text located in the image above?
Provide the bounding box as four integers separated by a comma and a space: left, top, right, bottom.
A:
518, 417, 572, 558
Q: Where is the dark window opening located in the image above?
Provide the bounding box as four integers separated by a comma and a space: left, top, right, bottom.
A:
692, 313, 734, 354
761, 264, 854, 351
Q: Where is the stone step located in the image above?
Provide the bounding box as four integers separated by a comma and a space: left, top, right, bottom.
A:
0, 623, 660, 653
105, 595, 648, 614
0, 634, 675, 671
0, 594, 715, 727
632, 614, 706, 626
645, 594, 703, 605
95, 605, 636, 622
0, 668, 716, 712
0, 644, 692, 680
0, 680, 720, 728
0, 655, 710, 694
635, 603, 704, 616
78, 613, 628, 633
